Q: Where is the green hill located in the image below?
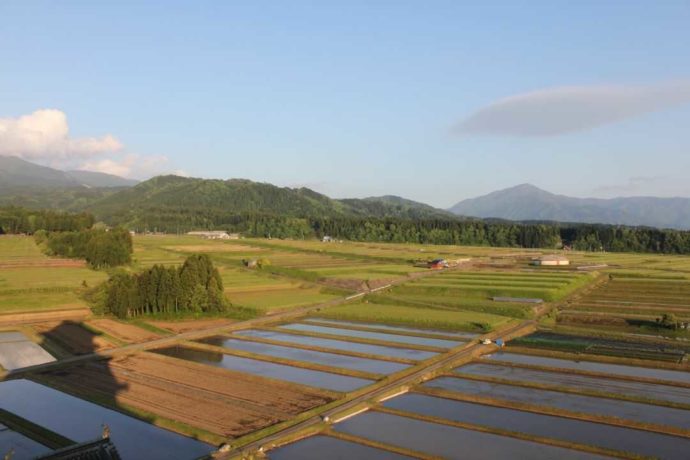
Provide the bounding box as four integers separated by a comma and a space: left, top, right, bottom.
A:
87, 176, 455, 226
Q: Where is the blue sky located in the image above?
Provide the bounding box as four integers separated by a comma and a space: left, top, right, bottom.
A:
1, 1, 690, 207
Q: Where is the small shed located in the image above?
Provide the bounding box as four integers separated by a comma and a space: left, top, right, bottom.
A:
531, 255, 570, 266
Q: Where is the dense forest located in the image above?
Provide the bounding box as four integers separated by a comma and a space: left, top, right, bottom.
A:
0, 206, 94, 234
35, 227, 133, 268
103, 254, 228, 318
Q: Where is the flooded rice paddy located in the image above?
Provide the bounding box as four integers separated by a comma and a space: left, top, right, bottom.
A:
198, 335, 409, 374
305, 318, 479, 339
153, 345, 373, 391
0, 379, 213, 460
457, 362, 690, 405
383, 393, 690, 459
234, 329, 437, 360
486, 351, 690, 384
269, 434, 414, 460
0, 331, 54, 370
279, 323, 463, 348
0, 423, 50, 459
333, 410, 604, 460
426, 376, 690, 429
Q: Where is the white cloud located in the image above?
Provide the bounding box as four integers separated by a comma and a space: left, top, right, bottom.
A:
455, 80, 690, 136
79, 154, 171, 179
0, 109, 122, 158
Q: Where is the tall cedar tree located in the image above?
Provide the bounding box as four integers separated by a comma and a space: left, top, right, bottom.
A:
104, 254, 228, 318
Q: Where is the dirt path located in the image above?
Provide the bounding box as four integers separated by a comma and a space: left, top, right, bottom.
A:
87, 319, 160, 343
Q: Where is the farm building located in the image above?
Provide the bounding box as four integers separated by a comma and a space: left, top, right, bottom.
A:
531, 255, 570, 266
186, 231, 239, 240
428, 258, 449, 270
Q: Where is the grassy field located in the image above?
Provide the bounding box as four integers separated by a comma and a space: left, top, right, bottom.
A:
0, 236, 107, 313
314, 301, 515, 332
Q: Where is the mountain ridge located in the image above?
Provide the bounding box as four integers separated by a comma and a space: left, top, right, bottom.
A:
449, 184, 690, 230
0, 156, 138, 189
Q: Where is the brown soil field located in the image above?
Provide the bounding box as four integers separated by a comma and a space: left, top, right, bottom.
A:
322, 278, 367, 291
148, 318, 235, 334
87, 319, 160, 343
0, 308, 91, 326
40, 352, 334, 438
32, 321, 114, 354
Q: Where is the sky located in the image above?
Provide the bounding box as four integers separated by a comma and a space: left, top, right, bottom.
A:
1, 1, 690, 207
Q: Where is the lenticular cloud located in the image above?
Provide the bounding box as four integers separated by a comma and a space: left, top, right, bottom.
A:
0, 109, 122, 159
455, 80, 690, 136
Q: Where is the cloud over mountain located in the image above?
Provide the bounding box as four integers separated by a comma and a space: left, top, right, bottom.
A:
0, 109, 122, 159
455, 80, 690, 136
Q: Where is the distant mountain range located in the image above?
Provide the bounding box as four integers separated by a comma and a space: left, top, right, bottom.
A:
0, 156, 139, 189
2, 157, 690, 229
0, 157, 454, 223
449, 184, 690, 230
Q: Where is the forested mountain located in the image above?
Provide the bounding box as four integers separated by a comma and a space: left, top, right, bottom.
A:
343, 195, 458, 220
449, 184, 690, 230
86, 175, 456, 227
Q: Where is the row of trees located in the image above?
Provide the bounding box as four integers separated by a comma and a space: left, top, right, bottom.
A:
6, 204, 690, 255
35, 228, 133, 268
127, 211, 690, 254
104, 254, 228, 318
0, 206, 94, 234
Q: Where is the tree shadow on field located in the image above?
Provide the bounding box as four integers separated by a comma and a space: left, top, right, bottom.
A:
1, 320, 129, 458
2, 321, 220, 458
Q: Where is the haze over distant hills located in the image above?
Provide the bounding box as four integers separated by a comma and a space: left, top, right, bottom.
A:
3, 157, 690, 230
449, 184, 690, 230
0, 156, 138, 189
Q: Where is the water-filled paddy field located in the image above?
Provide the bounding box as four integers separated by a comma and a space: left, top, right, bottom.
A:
198, 335, 410, 374
304, 318, 480, 339
485, 351, 690, 384
457, 362, 690, 405
0, 331, 54, 370
383, 393, 690, 459
153, 345, 372, 392
332, 411, 604, 460
234, 329, 438, 360
0, 379, 213, 460
278, 323, 463, 349
0, 423, 50, 459
425, 376, 690, 429
269, 434, 415, 460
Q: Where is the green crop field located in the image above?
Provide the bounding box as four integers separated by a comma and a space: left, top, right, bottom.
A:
315, 301, 514, 332
0, 236, 108, 313
391, 271, 593, 303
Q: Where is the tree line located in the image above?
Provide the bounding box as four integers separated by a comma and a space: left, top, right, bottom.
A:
124, 210, 690, 254
35, 227, 133, 268
103, 254, 228, 318
0, 206, 94, 234
4, 204, 690, 255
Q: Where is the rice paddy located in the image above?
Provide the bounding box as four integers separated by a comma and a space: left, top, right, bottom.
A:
4, 234, 690, 459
